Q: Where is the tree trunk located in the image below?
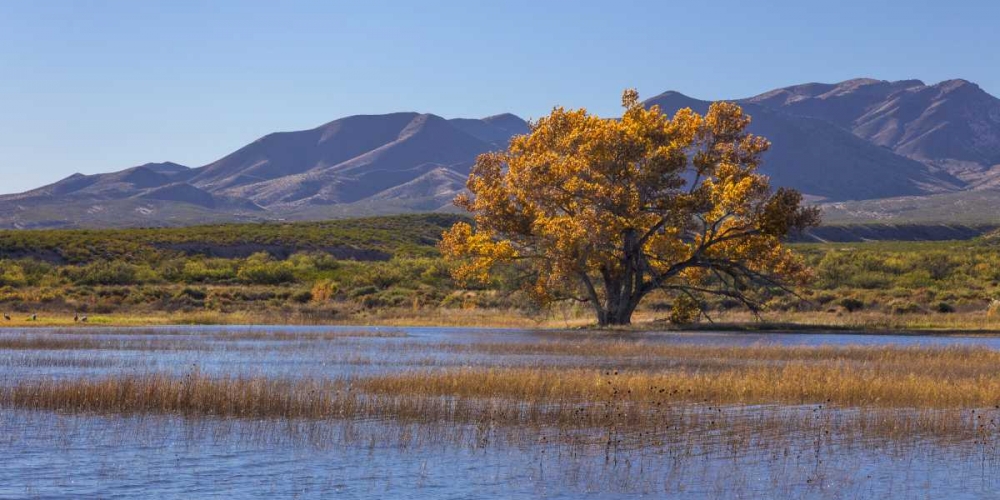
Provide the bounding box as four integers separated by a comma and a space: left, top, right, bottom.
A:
590, 228, 647, 327
599, 229, 646, 326
603, 309, 633, 326
595, 293, 641, 326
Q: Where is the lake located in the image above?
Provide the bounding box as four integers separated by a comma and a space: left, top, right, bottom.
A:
2, 326, 1000, 499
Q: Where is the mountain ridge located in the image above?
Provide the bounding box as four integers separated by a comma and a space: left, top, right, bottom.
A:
4, 77, 1000, 229
744, 78, 1000, 184
0, 111, 529, 228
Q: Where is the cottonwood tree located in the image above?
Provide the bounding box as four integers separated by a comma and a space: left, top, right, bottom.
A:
440, 90, 820, 326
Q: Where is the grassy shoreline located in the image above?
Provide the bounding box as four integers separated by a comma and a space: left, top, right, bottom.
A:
6, 308, 1000, 336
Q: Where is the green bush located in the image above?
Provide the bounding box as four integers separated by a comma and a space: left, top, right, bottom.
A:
668, 295, 701, 325
0, 262, 27, 287
67, 261, 141, 286
181, 260, 238, 283
237, 261, 296, 285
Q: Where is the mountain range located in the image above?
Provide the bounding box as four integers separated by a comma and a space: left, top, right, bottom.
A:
3, 78, 999, 229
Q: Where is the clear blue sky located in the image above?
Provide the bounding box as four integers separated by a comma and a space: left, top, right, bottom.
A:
1, 0, 997, 194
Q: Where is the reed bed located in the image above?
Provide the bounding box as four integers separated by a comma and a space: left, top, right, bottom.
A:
5, 339, 1000, 453
0, 332, 399, 353
438, 339, 999, 362
430, 341, 1000, 377
209, 329, 406, 341
0, 336, 219, 351
0, 336, 108, 350
0, 354, 121, 368
5, 369, 1000, 455
360, 362, 1000, 409
2, 371, 353, 418
7, 343, 1000, 413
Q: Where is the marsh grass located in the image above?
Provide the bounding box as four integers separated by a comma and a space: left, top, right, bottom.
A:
0, 328, 403, 353
7, 338, 1000, 466
209, 329, 406, 340
436, 341, 1000, 373
0, 336, 224, 351
690, 310, 1000, 333
2, 371, 353, 418
360, 363, 1000, 408
6, 368, 1000, 464
362, 343, 1000, 409
8, 342, 1000, 412
0, 354, 121, 368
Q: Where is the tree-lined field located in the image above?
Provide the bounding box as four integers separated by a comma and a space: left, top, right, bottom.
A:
0, 214, 999, 330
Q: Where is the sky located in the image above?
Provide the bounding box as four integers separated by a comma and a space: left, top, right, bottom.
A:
1, 0, 998, 194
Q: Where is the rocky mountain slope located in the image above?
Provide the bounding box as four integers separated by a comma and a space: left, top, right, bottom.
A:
3, 78, 999, 229
0, 113, 528, 228
746, 78, 1000, 187
644, 91, 962, 201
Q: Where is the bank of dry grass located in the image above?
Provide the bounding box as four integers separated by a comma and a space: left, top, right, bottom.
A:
438, 341, 1000, 376
3, 372, 351, 418
360, 363, 1000, 409
6, 344, 1000, 418
8, 307, 1000, 334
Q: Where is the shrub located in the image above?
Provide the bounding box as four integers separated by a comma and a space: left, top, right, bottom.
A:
237, 258, 296, 285
181, 260, 238, 283
349, 285, 379, 298
349, 264, 404, 290
888, 300, 923, 315
935, 302, 956, 314
440, 291, 471, 309
668, 295, 701, 325
289, 290, 313, 304
838, 298, 864, 313
812, 292, 837, 305
0, 262, 27, 287
288, 252, 339, 277
897, 270, 934, 289
174, 287, 207, 301
847, 271, 891, 290
69, 261, 140, 286
988, 299, 1000, 319
310, 280, 339, 302
917, 253, 957, 281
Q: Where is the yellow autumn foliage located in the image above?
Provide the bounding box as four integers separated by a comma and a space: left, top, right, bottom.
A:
441, 89, 819, 325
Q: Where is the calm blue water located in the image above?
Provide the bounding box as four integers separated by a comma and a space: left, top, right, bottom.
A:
2, 325, 1000, 499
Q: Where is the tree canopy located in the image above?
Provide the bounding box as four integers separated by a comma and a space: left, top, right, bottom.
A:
440, 90, 820, 326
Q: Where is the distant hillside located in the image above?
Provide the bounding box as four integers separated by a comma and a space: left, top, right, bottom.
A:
0, 213, 462, 264
797, 223, 998, 243
746, 78, 1000, 186
645, 91, 960, 201
3, 77, 1000, 229
0, 114, 526, 229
